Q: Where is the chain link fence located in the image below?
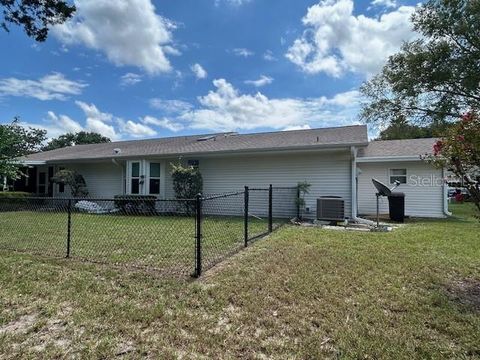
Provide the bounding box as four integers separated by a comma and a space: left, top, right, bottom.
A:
0, 186, 298, 277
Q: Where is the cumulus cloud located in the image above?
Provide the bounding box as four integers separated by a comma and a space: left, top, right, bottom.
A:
142, 116, 184, 132
75, 101, 117, 139
179, 79, 361, 131
46, 111, 84, 133
231, 48, 255, 57
244, 75, 274, 87
286, 0, 415, 77
118, 119, 157, 137
190, 63, 208, 79
371, 0, 397, 8
120, 73, 143, 86
0, 73, 87, 101
53, 0, 177, 74
283, 124, 312, 131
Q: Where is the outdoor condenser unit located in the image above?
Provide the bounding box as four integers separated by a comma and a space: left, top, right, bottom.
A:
316, 196, 345, 221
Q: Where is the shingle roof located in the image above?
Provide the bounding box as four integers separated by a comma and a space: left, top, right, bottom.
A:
23, 125, 368, 162
358, 138, 438, 158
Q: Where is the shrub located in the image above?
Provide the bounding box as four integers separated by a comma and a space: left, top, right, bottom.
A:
51, 169, 89, 198
171, 162, 203, 215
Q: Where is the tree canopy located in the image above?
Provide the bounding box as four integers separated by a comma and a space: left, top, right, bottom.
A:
42, 132, 111, 152
1, 0, 75, 41
377, 116, 453, 140
361, 0, 480, 127
0, 119, 46, 179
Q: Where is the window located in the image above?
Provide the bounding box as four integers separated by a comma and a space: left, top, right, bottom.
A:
131, 162, 140, 194
149, 162, 161, 195
390, 169, 407, 184
58, 167, 65, 193
187, 159, 199, 169
38, 172, 46, 194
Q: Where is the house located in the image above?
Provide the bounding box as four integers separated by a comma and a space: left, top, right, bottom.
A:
17, 125, 450, 219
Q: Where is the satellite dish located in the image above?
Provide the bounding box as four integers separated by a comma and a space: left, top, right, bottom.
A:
372, 178, 392, 197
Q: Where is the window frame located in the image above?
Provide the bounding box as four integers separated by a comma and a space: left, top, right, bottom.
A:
389, 168, 407, 185
147, 162, 161, 195
127, 161, 142, 195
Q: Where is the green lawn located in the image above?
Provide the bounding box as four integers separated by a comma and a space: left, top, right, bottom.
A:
0, 203, 478, 358
0, 210, 273, 275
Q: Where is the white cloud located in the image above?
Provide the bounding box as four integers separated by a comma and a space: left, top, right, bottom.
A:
75, 100, 117, 139
283, 124, 312, 131
231, 48, 255, 57
263, 50, 277, 61
53, 0, 177, 74
142, 116, 184, 132
190, 63, 208, 79
120, 73, 142, 86
46, 111, 84, 133
244, 75, 274, 87
118, 119, 157, 137
149, 99, 193, 113
179, 78, 361, 131
215, 0, 252, 6
286, 0, 415, 77
0, 73, 87, 101
371, 0, 397, 8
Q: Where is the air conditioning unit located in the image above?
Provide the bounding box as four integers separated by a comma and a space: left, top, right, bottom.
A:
317, 196, 345, 221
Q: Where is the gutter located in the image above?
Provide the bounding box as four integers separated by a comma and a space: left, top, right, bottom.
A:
351, 146, 377, 226
443, 167, 452, 216
356, 155, 422, 163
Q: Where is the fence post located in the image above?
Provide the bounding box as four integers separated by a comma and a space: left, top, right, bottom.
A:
66, 199, 72, 258
268, 184, 273, 233
244, 186, 249, 247
194, 194, 202, 277
296, 185, 300, 220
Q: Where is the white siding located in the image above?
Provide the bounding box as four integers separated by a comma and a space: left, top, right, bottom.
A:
165, 151, 353, 218
357, 161, 445, 218
54, 162, 124, 198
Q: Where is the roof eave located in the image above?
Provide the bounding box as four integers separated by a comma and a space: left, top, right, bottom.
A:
357, 155, 424, 163
38, 141, 369, 163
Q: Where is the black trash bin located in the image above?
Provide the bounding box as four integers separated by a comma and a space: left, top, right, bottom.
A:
388, 192, 405, 222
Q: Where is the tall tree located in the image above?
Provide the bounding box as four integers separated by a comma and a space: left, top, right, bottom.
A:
361, 0, 480, 127
1, 0, 75, 42
378, 116, 453, 140
43, 132, 111, 151
0, 118, 46, 179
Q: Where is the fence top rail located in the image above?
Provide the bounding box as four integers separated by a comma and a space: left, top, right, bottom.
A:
203, 191, 245, 201
0, 196, 197, 202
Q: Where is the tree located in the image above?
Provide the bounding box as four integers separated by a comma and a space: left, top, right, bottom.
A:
378, 116, 453, 140
0, 118, 46, 180
295, 181, 311, 220
1, 0, 75, 42
361, 0, 480, 128
51, 169, 89, 198
43, 132, 111, 151
424, 112, 480, 216
171, 162, 203, 214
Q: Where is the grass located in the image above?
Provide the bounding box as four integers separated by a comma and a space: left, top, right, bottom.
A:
0, 203, 479, 358
0, 211, 273, 274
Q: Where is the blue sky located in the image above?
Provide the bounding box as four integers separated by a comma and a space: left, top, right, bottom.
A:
0, 0, 419, 141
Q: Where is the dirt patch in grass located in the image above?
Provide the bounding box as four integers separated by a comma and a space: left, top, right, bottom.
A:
446, 278, 480, 312
0, 314, 38, 336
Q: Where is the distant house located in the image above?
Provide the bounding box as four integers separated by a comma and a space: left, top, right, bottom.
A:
18, 125, 450, 219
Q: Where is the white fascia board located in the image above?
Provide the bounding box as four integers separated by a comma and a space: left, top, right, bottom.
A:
356, 156, 422, 163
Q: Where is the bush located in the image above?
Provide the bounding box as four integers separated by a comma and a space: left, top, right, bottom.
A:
0, 191, 31, 199
114, 195, 157, 214
0, 191, 31, 211
171, 162, 203, 215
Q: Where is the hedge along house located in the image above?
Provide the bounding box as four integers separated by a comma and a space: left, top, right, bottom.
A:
18, 125, 450, 220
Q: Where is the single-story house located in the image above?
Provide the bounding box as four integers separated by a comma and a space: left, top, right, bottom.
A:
15, 125, 450, 219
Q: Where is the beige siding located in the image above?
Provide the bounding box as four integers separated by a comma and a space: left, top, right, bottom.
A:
54, 162, 124, 198
165, 151, 353, 218
357, 161, 445, 218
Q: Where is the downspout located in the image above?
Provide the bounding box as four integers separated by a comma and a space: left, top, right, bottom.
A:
442, 167, 452, 216
351, 146, 377, 226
